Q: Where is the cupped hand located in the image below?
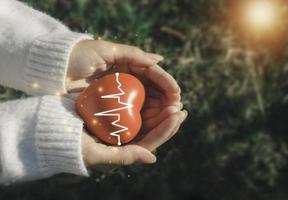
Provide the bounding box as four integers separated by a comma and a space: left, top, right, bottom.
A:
67, 39, 187, 168
67, 39, 163, 85
82, 109, 187, 168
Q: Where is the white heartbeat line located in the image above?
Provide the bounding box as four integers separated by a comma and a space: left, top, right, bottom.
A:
94, 73, 134, 146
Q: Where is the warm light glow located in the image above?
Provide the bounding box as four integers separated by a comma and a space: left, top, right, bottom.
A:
97, 86, 104, 92
66, 77, 72, 82
32, 82, 39, 89
66, 127, 73, 132
112, 46, 117, 51
245, 1, 276, 30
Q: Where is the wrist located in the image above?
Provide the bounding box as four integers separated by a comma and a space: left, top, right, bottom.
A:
67, 39, 97, 81
35, 96, 89, 177
26, 32, 93, 95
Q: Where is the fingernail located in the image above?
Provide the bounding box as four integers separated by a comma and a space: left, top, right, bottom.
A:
166, 102, 183, 110
182, 110, 188, 120
153, 55, 164, 62
146, 53, 164, 62
176, 102, 183, 110
169, 106, 181, 114
149, 154, 157, 163
140, 153, 157, 164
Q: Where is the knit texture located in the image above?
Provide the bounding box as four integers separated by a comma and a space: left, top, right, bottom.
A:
0, 0, 93, 95
0, 96, 88, 184
0, 0, 92, 184
35, 96, 88, 177
26, 33, 93, 95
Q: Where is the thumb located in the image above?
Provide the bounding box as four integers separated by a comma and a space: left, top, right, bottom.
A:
63, 92, 81, 101
66, 79, 90, 93
145, 52, 164, 63
98, 41, 160, 67
85, 144, 157, 167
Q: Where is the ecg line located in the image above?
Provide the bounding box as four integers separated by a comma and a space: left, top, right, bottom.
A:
94, 73, 134, 146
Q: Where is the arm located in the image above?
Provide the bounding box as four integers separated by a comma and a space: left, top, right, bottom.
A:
0, 96, 88, 184
0, 0, 93, 95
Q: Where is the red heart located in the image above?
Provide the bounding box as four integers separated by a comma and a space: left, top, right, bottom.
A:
76, 72, 145, 146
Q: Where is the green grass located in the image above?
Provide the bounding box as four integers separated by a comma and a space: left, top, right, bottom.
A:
1, 0, 288, 199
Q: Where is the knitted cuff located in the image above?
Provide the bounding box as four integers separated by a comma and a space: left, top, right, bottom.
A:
35, 96, 88, 177
26, 32, 93, 95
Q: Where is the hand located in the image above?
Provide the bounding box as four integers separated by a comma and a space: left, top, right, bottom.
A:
82, 109, 187, 169
67, 39, 163, 89
67, 39, 187, 168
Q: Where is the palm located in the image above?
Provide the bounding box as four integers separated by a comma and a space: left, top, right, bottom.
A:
82, 108, 185, 168
81, 64, 186, 168
97, 65, 181, 135
67, 40, 187, 167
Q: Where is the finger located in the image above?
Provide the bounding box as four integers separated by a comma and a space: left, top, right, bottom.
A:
145, 53, 163, 62
143, 97, 162, 108
145, 86, 162, 98
131, 65, 181, 104
142, 105, 180, 132
143, 88, 183, 109
143, 82, 181, 107
142, 107, 161, 120
144, 110, 187, 150
166, 110, 188, 141
85, 144, 156, 166
136, 111, 183, 151
67, 79, 90, 93
143, 101, 183, 119
144, 65, 181, 95
98, 41, 159, 67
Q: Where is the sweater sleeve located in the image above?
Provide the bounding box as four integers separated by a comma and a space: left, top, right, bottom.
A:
0, 0, 93, 95
0, 96, 88, 184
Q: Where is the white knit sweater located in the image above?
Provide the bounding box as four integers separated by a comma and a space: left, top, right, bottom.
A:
0, 0, 94, 184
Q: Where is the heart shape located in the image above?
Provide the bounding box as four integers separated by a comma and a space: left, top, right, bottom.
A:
76, 72, 145, 146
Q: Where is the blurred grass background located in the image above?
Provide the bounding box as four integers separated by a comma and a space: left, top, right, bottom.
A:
1, 0, 288, 199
